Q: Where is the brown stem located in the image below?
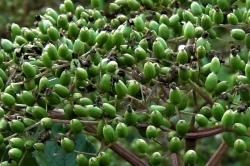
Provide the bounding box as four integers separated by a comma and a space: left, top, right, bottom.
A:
138, 123, 225, 139
185, 138, 197, 151
185, 126, 225, 139
48, 111, 226, 165
170, 153, 179, 166
84, 125, 149, 166
205, 141, 229, 166
177, 153, 184, 166
184, 138, 197, 166
160, 84, 169, 101
48, 112, 148, 166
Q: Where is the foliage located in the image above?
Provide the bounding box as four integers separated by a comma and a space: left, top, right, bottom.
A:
1, 0, 250, 166
0, 0, 108, 39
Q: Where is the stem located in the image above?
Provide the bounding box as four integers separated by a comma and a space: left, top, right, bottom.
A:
84, 125, 149, 166
98, 139, 105, 154
5, 68, 17, 87
126, 95, 144, 104
176, 153, 184, 166
144, 153, 150, 159
167, 36, 186, 43
185, 126, 225, 139
188, 80, 214, 106
153, 139, 165, 147
105, 46, 116, 58
14, 104, 27, 108
4, 122, 40, 141
85, 44, 98, 60
47, 110, 228, 165
179, 111, 196, 116
160, 84, 169, 100
146, 83, 157, 102
175, 106, 182, 120
189, 91, 198, 132
35, 69, 50, 78
162, 152, 171, 158
0, 147, 7, 163
184, 138, 197, 155
81, 129, 99, 136
74, 150, 97, 156
18, 149, 28, 166
205, 141, 229, 166
212, 23, 248, 30
51, 119, 100, 125
170, 153, 180, 166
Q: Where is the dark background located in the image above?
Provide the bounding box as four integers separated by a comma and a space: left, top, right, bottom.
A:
0, 0, 112, 39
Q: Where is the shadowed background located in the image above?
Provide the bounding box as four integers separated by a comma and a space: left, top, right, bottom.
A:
0, 0, 112, 39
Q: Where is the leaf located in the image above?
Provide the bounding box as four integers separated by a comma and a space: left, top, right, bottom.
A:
217, 65, 235, 82
48, 77, 60, 87
42, 123, 96, 166
32, 151, 55, 166
21, 152, 40, 166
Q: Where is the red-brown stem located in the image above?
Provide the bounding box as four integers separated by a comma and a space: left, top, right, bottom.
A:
171, 153, 180, 166
171, 153, 184, 166
185, 126, 225, 139
184, 138, 197, 166
48, 113, 226, 166
84, 125, 149, 166
49, 112, 149, 166
205, 141, 229, 166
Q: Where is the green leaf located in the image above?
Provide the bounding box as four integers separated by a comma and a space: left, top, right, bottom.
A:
48, 77, 60, 87
21, 152, 40, 166
217, 65, 235, 82
32, 151, 55, 166
42, 123, 96, 166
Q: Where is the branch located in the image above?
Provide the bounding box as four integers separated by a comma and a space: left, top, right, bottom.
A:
205, 141, 229, 166
185, 126, 225, 139
188, 80, 214, 106
171, 153, 179, 166
84, 125, 149, 166
137, 122, 225, 139
48, 113, 149, 166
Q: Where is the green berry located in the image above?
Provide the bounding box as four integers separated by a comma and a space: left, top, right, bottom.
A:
205, 72, 218, 92
234, 139, 247, 153
169, 137, 182, 153
115, 122, 128, 138
8, 148, 22, 161
176, 120, 189, 136
184, 150, 197, 164
232, 123, 247, 135
61, 137, 75, 153
146, 125, 158, 139
103, 125, 117, 143
221, 110, 235, 127
231, 29, 246, 40
136, 139, 148, 153
195, 114, 209, 127
183, 22, 195, 39
149, 152, 162, 166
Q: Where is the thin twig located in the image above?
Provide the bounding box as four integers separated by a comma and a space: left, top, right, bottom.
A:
188, 80, 214, 106
51, 119, 100, 125
4, 122, 41, 141
18, 149, 28, 166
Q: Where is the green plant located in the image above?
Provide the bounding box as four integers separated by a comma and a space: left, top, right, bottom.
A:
1, 0, 250, 166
